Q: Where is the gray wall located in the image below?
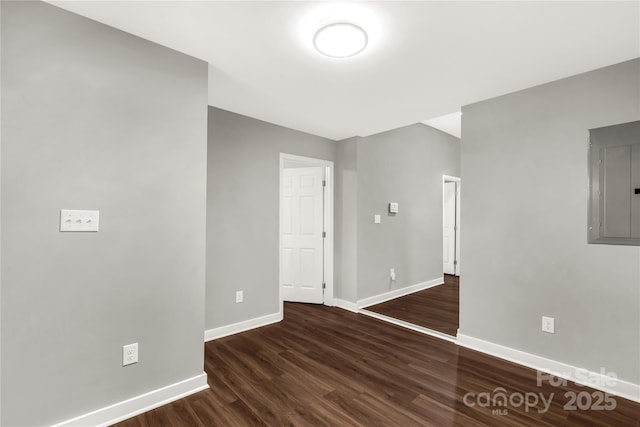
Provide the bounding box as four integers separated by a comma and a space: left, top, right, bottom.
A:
356, 125, 460, 300
206, 107, 336, 330
335, 137, 359, 302
208, 114, 460, 311
1, 2, 208, 425
460, 59, 640, 383
333, 125, 460, 303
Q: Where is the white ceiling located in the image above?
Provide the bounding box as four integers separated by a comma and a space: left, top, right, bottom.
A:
422, 111, 462, 138
47, 1, 639, 141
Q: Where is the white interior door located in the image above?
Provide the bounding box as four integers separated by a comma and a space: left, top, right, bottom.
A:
281, 167, 324, 303
455, 181, 461, 275
443, 181, 457, 275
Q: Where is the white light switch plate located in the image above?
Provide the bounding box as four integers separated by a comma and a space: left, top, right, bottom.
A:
374, 214, 381, 224
60, 210, 99, 232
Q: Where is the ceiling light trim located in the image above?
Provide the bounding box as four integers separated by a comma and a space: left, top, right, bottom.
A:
313, 22, 369, 59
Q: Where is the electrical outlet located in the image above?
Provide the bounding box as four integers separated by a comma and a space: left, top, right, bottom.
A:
236, 290, 243, 303
542, 316, 555, 334
390, 268, 396, 281
123, 343, 138, 366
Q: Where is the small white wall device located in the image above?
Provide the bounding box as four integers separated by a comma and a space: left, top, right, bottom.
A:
388, 202, 399, 214
60, 209, 99, 232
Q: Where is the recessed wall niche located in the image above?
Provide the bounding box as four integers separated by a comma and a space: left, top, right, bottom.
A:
588, 120, 640, 246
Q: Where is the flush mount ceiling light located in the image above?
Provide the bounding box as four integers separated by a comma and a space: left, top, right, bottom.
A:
313, 22, 368, 58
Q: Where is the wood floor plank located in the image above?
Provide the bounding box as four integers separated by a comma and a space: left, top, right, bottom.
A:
115, 302, 640, 426
187, 394, 243, 427
366, 274, 460, 336
255, 350, 335, 397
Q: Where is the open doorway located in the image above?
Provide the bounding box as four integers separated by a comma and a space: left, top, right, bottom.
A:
443, 175, 461, 276
359, 175, 461, 340
279, 153, 334, 310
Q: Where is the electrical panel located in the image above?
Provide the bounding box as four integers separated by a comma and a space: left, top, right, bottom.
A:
588, 121, 640, 245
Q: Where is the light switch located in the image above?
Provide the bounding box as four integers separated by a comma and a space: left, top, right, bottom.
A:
374, 214, 381, 224
60, 210, 99, 232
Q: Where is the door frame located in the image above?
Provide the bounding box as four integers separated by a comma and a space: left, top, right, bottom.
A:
443, 175, 461, 276
279, 153, 334, 308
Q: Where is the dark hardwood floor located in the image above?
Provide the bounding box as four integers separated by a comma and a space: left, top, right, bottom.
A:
366, 274, 459, 336
116, 302, 639, 426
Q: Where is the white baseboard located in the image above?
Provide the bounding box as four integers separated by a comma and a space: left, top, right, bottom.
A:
360, 309, 457, 343
204, 312, 282, 342
334, 298, 359, 313
357, 277, 443, 309
457, 334, 640, 403
52, 373, 209, 427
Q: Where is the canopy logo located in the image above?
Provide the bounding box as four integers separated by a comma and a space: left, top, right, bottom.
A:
463, 368, 619, 416
462, 387, 554, 414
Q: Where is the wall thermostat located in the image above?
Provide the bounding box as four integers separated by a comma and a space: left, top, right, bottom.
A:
389, 202, 399, 214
